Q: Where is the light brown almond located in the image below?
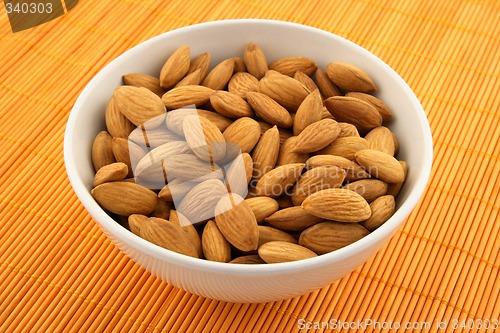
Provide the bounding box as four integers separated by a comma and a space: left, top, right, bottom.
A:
302, 188, 371, 222
169, 210, 203, 258
93, 162, 128, 187
258, 72, 309, 111
275, 194, 295, 210
355, 149, 405, 183
150, 199, 173, 220
228, 72, 259, 100
292, 166, 346, 205
299, 222, 369, 254
202, 220, 231, 262
321, 106, 334, 119
243, 42, 268, 79
364, 126, 396, 156
164, 108, 200, 135
337, 122, 360, 138
158, 179, 199, 201
294, 71, 319, 92
92, 181, 158, 216
162, 85, 214, 109
210, 90, 254, 119
387, 161, 408, 197
343, 179, 388, 202
92, 131, 115, 172
326, 62, 376, 93
258, 241, 317, 263
293, 89, 323, 135
277, 137, 309, 166
269, 57, 317, 77
128, 214, 148, 236
111, 138, 146, 178
128, 127, 181, 148
163, 153, 223, 182
214, 193, 259, 251
265, 206, 323, 231
202, 58, 234, 90
229, 255, 266, 264
177, 179, 228, 223
325, 96, 382, 132
346, 92, 392, 121
187, 52, 211, 81
255, 163, 305, 197
362, 195, 395, 231
291, 119, 340, 153
197, 110, 232, 132
305, 155, 370, 181
140, 217, 199, 258
258, 225, 297, 247
175, 68, 202, 87
105, 95, 135, 138
258, 122, 293, 145
223, 117, 261, 153
245, 196, 279, 223
252, 126, 280, 181
114, 86, 166, 127
314, 68, 341, 98
183, 115, 226, 161
160, 45, 191, 89
246, 91, 293, 128
317, 137, 369, 161
232, 57, 246, 72
123, 73, 166, 97
224, 152, 253, 197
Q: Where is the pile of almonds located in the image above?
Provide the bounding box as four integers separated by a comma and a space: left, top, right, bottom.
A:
90, 42, 407, 264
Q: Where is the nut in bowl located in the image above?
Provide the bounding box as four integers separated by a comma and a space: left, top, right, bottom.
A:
64, 19, 432, 303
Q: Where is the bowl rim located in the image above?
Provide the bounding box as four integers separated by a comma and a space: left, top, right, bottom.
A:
64, 18, 433, 276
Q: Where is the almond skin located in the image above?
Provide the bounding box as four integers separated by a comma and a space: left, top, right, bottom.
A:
210, 90, 254, 119
245, 197, 279, 223
224, 152, 253, 197
160, 45, 191, 89
246, 91, 293, 128
252, 126, 280, 181
214, 193, 259, 251
269, 57, 317, 77
197, 110, 232, 132
302, 188, 371, 222
265, 206, 323, 231
92, 131, 115, 172
314, 68, 341, 98
187, 52, 211, 81
258, 72, 310, 111
92, 181, 158, 216
105, 95, 135, 138
299, 222, 369, 254
361, 195, 396, 231
158, 178, 199, 202
325, 96, 382, 132
343, 179, 388, 202
255, 163, 305, 197
113, 86, 166, 127
244, 42, 268, 79
123, 73, 166, 97
177, 179, 228, 224
292, 166, 346, 206
387, 161, 408, 197
202, 58, 235, 90
93, 162, 128, 187
228, 72, 259, 99
258, 225, 297, 247
140, 217, 199, 258
150, 199, 173, 220
202, 220, 232, 262
162, 85, 214, 109
277, 137, 309, 166
317, 137, 369, 161
346, 92, 392, 121
293, 89, 323, 135
128, 214, 148, 236
275, 194, 294, 209
291, 119, 340, 153
364, 126, 396, 156
183, 115, 226, 161
259, 122, 293, 145
163, 153, 223, 182
326, 62, 376, 93
258, 241, 317, 263
305, 155, 370, 181
355, 149, 405, 183
169, 210, 203, 258
175, 69, 202, 87
229, 255, 266, 264
337, 122, 360, 138
232, 57, 246, 72
128, 127, 181, 149
294, 71, 319, 92
223, 117, 261, 153
111, 138, 146, 178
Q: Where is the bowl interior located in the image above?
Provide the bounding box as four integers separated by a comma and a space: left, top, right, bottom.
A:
65, 19, 432, 272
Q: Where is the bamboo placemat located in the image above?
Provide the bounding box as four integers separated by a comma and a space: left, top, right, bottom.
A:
0, 0, 498, 332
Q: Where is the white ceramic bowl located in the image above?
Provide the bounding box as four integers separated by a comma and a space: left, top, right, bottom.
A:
64, 19, 432, 303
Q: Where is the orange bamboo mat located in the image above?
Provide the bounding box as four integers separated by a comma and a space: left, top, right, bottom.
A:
0, 0, 499, 332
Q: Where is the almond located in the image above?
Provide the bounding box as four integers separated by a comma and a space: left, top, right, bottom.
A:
113, 86, 166, 127
177, 179, 228, 223
343, 179, 388, 202
355, 149, 405, 183
162, 85, 214, 109
265, 206, 323, 231
187, 52, 211, 81
229, 255, 265, 264
362, 195, 395, 231
111, 138, 146, 177
92, 181, 158, 216
258, 72, 309, 110
128, 127, 181, 148
364, 126, 396, 156
183, 115, 226, 161
299, 222, 369, 254
128, 214, 148, 236
258, 121, 293, 145
224, 152, 253, 197
346, 92, 392, 121
92, 131, 115, 171
269, 57, 317, 77
140, 217, 199, 258
202, 58, 234, 90
337, 122, 360, 138
258, 241, 317, 263
326, 62, 376, 93
324, 96, 382, 132
223, 117, 261, 153
243, 42, 268, 79
123, 73, 166, 97
293, 89, 323, 135
302, 188, 371, 222
314, 68, 341, 98
232, 57, 246, 72
210, 90, 254, 119
387, 161, 407, 197
163, 153, 223, 182
158, 178, 199, 201
164, 108, 199, 135
93, 162, 128, 187
277, 137, 309, 166
291, 119, 340, 153
246, 91, 293, 128
245, 196, 279, 223
228, 72, 259, 99
202, 220, 231, 262
292, 166, 346, 205
305, 155, 370, 181
197, 110, 232, 132
275, 194, 294, 209
317, 137, 369, 161
214, 193, 259, 251
254, 163, 305, 197
175, 69, 202, 87
169, 210, 203, 258
150, 199, 173, 220
252, 126, 280, 181
160, 45, 190, 89
258, 225, 297, 247
294, 70, 319, 92
321, 106, 334, 119
105, 95, 135, 138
